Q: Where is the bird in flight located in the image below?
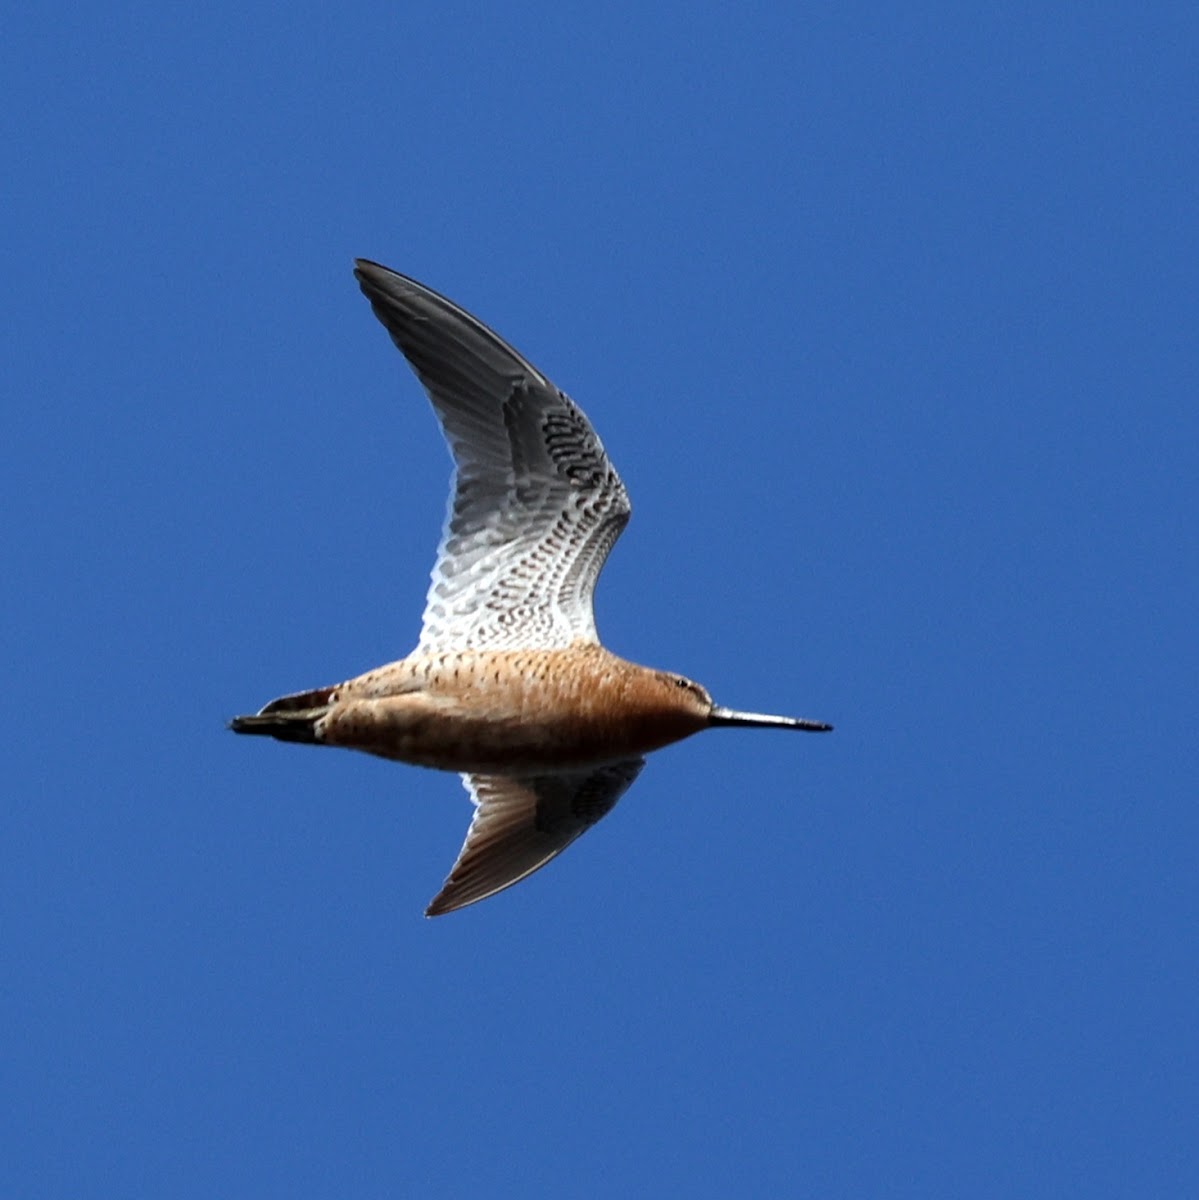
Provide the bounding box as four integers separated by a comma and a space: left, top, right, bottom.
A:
231, 260, 831, 915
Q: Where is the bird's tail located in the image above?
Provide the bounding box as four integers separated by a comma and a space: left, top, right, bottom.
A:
228, 684, 337, 744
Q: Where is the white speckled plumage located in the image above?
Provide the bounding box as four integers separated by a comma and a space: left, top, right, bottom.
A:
356, 263, 631, 654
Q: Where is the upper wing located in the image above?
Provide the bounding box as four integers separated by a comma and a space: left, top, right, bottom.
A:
424, 758, 646, 916
354, 260, 631, 652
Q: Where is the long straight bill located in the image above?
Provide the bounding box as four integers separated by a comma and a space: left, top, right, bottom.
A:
708, 706, 832, 732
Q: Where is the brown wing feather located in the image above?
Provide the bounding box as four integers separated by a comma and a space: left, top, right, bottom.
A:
425, 758, 645, 915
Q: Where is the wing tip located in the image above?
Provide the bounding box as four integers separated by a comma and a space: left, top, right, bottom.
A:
422, 874, 505, 917
353, 256, 387, 283
424, 893, 456, 918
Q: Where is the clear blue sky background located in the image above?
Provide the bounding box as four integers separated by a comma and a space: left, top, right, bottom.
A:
4, 5, 1196, 1197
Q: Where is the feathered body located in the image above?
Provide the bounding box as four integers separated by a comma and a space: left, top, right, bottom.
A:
231, 260, 830, 915
233, 644, 712, 774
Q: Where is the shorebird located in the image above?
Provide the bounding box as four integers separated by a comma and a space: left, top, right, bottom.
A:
231, 260, 831, 915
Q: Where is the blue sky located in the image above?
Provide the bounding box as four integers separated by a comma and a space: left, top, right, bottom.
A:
4, 4, 1196, 1196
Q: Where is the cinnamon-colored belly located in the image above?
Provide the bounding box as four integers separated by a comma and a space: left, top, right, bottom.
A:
317, 646, 699, 773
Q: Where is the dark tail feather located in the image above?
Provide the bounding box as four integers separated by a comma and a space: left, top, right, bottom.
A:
228, 684, 337, 744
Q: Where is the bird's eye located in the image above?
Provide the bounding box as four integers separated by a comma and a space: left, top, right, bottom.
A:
675, 677, 690, 689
